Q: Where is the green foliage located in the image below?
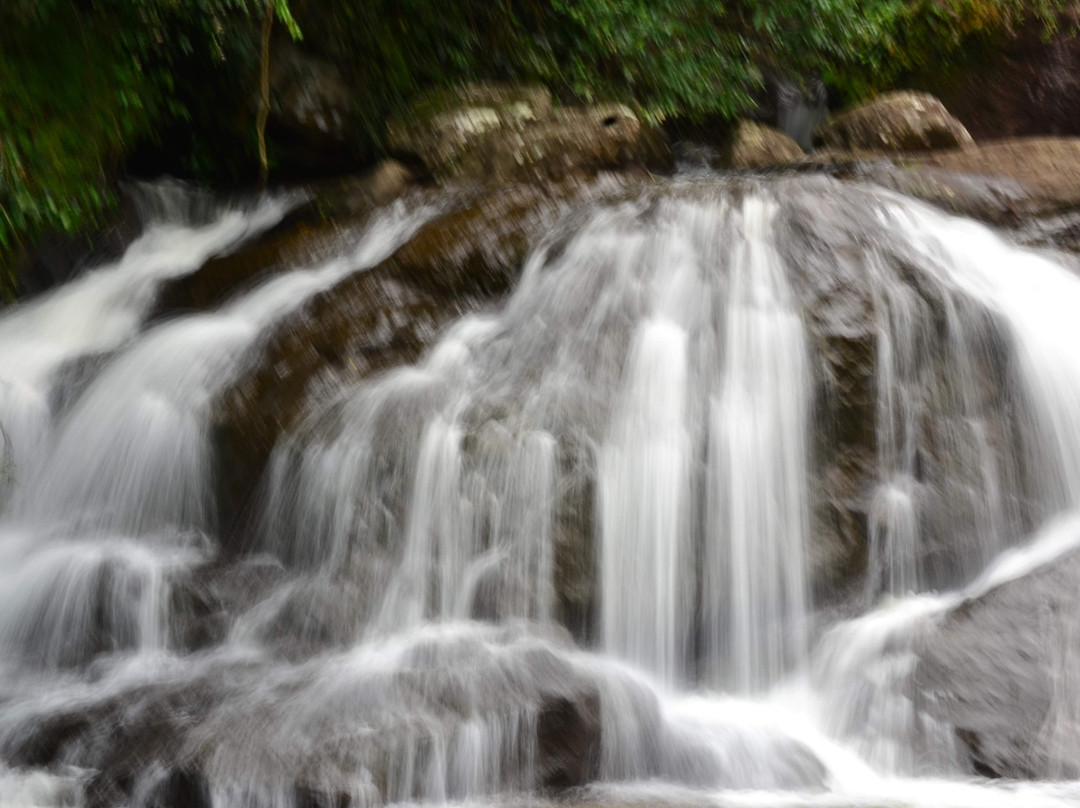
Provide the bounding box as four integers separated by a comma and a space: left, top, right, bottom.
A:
295, 0, 1063, 145
0, 8, 157, 289
821, 0, 1066, 100
0, 0, 300, 296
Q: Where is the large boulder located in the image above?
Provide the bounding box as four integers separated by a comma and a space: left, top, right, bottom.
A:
718, 120, 805, 169
916, 549, 1080, 779
388, 84, 554, 170
388, 84, 671, 182
816, 91, 973, 154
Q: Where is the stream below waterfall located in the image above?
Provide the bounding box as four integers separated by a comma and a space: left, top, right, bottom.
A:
1, 171, 1080, 808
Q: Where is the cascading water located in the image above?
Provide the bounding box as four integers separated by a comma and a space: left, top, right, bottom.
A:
3, 173, 1080, 808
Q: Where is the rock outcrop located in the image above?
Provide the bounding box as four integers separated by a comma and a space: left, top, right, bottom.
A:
213, 178, 632, 544
816, 91, 973, 154
388, 83, 672, 182
854, 138, 1080, 253
148, 161, 417, 320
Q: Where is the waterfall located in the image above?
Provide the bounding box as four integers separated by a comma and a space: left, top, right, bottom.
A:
2, 175, 1080, 808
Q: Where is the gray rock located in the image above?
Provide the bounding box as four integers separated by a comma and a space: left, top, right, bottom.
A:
916, 550, 1080, 778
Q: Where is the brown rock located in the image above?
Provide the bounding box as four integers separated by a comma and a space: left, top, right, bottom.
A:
920, 137, 1080, 214
387, 84, 671, 182
816, 91, 973, 154
388, 83, 554, 171
853, 138, 1080, 229
722, 120, 805, 169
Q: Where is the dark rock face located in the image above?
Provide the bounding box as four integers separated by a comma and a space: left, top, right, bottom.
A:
778, 184, 879, 605
927, 18, 1080, 141
267, 42, 355, 172
388, 83, 672, 182
772, 178, 1032, 606
916, 550, 1080, 779
816, 91, 973, 154
147, 197, 328, 320
536, 693, 601, 789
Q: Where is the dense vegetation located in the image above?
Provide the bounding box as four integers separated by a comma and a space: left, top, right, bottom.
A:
0, 0, 1065, 292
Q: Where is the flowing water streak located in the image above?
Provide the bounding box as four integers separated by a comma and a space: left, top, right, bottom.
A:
705, 196, 811, 691
886, 200, 1080, 515
599, 317, 693, 685
9, 199, 439, 537
0, 189, 293, 487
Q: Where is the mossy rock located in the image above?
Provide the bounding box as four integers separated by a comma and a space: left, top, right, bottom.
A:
387, 83, 671, 182
816, 91, 973, 154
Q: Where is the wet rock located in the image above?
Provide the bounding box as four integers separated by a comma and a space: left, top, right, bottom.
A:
307, 160, 418, 220
149, 164, 418, 321
3, 709, 94, 768
855, 160, 1034, 225
294, 784, 352, 808
717, 121, 805, 169
918, 137, 1080, 216
778, 181, 879, 603
816, 91, 973, 154
141, 769, 212, 808
388, 83, 671, 182
847, 138, 1080, 245
552, 441, 598, 641
169, 556, 287, 652
213, 179, 621, 544
50, 350, 116, 416
536, 693, 601, 789
147, 198, 327, 320
915, 550, 1080, 779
